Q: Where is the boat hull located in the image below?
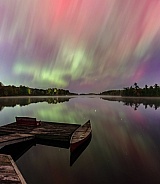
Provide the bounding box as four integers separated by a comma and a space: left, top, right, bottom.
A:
70, 134, 92, 166
70, 120, 91, 152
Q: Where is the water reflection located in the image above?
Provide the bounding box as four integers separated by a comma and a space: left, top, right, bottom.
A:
0, 140, 35, 161
0, 97, 160, 183
0, 134, 91, 166
70, 134, 92, 166
101, 96, 160, 110
0, 97, 72, 111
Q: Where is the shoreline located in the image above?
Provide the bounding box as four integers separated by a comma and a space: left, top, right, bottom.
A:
0, 95, 76, 99
0, 95, 160, 99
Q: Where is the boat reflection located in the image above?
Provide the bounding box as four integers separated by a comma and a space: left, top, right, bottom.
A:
0, 134, 92, 166
70, 134, 92, 166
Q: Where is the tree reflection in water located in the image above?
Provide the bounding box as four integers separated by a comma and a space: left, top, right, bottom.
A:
101, 97, 160, 110
0, 97, 72, 111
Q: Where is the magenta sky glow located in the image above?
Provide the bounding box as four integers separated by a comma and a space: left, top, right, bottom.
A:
0, 0, 160, 93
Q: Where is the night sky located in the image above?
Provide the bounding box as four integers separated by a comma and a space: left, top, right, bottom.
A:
0, 0, 160, 93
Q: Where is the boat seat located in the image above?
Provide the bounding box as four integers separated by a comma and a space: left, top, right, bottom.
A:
16, 117, 41, 126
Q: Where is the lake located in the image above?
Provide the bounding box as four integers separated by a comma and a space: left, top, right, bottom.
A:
0, 96, 160, 184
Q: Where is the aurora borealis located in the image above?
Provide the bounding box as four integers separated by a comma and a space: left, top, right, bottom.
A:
0, 0, 160, 93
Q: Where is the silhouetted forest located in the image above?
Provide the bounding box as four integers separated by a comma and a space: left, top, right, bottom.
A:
101, 83, 160, 97
0, 82, 77, 96
100, 90, 122, 96
1, 81, 160, 97
122, 83, 160, 97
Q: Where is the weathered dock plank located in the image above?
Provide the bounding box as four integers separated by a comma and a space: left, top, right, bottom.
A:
0, 154, 26, 184
0, 122, 35, 134
0, 133, 34, 147
31, 121, 80, 142
0, 121, 80, 147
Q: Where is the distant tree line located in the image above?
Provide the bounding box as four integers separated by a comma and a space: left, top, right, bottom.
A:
100, 83, 160, 97
100, 90, 122, 96
122, 83, 160, 97
0, 82, 76, 96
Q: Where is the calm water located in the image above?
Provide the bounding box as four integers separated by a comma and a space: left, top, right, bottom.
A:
0, 96, 160, 184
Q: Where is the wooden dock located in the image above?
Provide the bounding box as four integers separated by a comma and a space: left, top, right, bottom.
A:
0, 119, 81, 183
0, 154, 26, 184
0, 133, 34, 147
0, 121, 80, 147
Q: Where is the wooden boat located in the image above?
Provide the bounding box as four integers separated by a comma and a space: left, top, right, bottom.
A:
70, 120, 91, 152
70, 134, 92, 166
16, 117, 41, 127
